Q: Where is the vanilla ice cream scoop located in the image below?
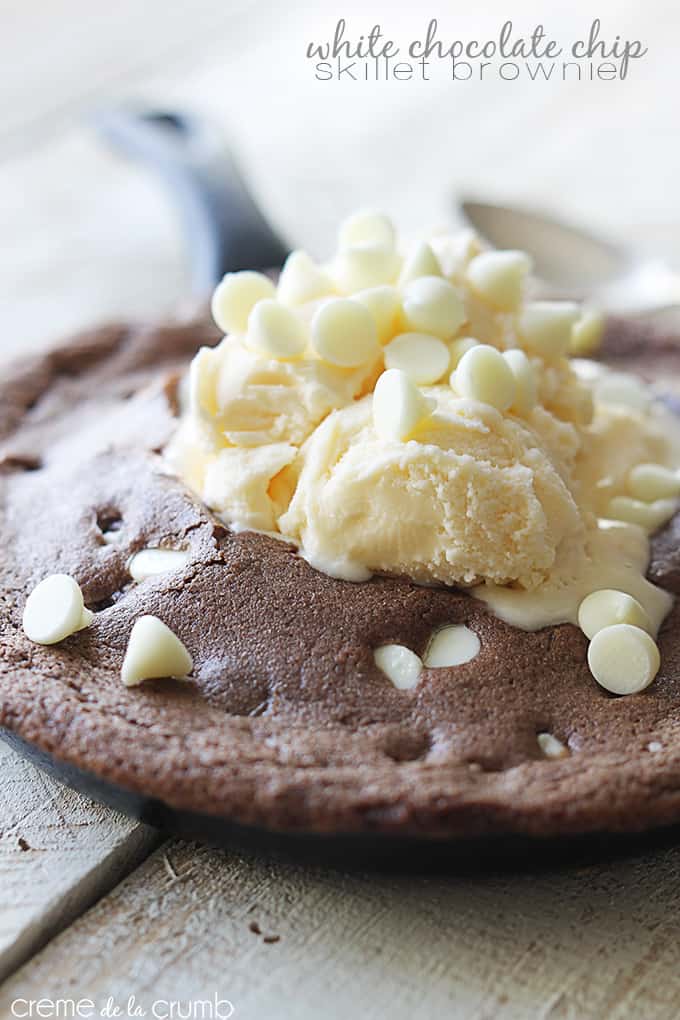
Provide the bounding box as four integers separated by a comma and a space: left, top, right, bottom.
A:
167, 211, 680, 689
278, 389, 585, 587
166, 325, 381, 529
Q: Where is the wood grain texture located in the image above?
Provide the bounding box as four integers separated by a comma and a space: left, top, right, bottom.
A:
0, 741, 160, 983
3, 837, 680, 1018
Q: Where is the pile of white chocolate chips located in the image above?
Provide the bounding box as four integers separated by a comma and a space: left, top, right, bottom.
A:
21, 212, 680, 699
166, 210, 680, 697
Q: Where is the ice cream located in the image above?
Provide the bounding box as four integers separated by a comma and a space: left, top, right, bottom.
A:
166, 210, 680, 694
278, 389, 585, 588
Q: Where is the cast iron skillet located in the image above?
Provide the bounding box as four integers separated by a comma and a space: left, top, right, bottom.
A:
3, 108, 679, 868
6, 728, 680, 871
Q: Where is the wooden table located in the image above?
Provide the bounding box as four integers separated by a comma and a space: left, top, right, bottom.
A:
2, 1, 680, 1014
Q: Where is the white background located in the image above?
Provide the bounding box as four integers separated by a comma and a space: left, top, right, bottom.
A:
1, 0, 678, 356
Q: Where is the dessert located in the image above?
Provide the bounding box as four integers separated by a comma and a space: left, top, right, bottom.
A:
168, 218, 678, 645
3, 213, 680, 844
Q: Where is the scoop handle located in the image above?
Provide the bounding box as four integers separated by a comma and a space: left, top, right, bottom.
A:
94, 108, 290, 294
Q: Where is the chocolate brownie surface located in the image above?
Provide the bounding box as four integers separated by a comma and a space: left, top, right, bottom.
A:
2, 315, 680, 840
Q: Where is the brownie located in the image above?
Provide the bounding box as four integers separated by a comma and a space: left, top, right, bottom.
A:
2, 314, 680, 840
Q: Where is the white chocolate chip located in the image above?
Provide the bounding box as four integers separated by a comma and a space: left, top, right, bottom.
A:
423, 625, 480, 667
519, 301, 580, 359
466, 250, 532, 311
128, 548, 191, 582
79, 608, 94, 629
311, 298, 379, 367
503, 349, 537, 416
432, 230, 481, 277
454, 344, 516, 412
648, 741, 663, 753
374, 644, 422, 690
188, 345, 219, 418
246, 300, 307, 359
354, 286, 401, 344
22, 574, 91, 646
372, 369, 436, 442
334, 243, 401, 292
448, 336, 479, 369
578, 589, 652, 640
121, 615, 193, 688
338, 210, 396, 251
101, 530, 123, 546
384, 333, 450, 385
587, 623, 660, 695
211, 271, 276, 334
537, 733, 569, 759
570, 308, 604, 356
402, 276, 466, 339
606, 495, 677, 532
398, 242, 443, 285
277, 250, 334, 305
628, 463, 680, 502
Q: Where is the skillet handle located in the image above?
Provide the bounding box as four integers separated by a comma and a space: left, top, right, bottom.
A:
94, 108, 290, 295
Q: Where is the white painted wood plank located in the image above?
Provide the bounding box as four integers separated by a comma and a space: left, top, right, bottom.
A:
2, 837, 680, 1018
0, 740, 159, 982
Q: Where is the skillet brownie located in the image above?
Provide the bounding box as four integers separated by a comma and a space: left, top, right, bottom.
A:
3, 212, 680, 840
